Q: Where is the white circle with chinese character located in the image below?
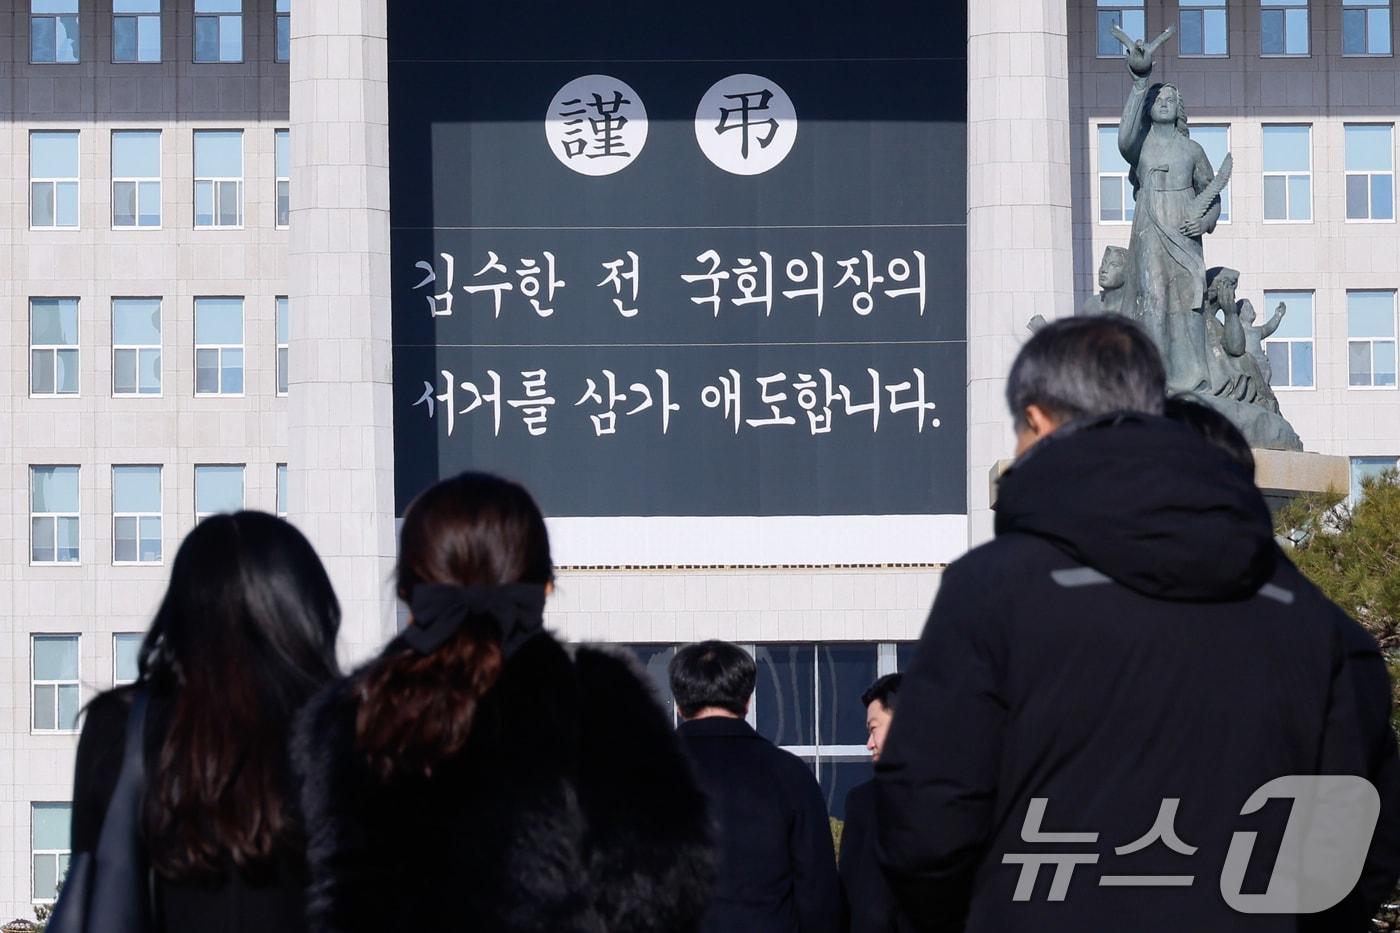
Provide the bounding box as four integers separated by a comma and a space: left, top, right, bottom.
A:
546, 75, 648, 176
694, 74, 797, 176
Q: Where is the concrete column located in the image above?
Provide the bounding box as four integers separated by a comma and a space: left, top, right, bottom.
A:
966, 0, 1075, 543
288, 0, 398, 662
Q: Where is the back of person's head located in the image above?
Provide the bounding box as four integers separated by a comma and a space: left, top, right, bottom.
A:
1164, 395, 1255, 478
1006, 316, 1166, 430
669, 641, 756, 719
140, 511, 341, 881
861, 673, 903, 712
356, 472, 554, 781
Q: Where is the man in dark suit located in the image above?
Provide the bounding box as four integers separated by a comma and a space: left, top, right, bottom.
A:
839, 674, 915, 933
672, 640, 841, 933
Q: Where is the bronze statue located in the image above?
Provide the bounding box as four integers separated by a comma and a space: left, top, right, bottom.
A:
1202, 267, 1280, 414
1242, 299, 1288, 385
1079, 246, 1129, 317
1096, 25, 1302, 450
1113, 25, 1222, 395
1027, 246, 1129, 333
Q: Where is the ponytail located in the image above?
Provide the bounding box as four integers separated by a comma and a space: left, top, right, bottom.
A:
354, 618, 503, 781
355, 472, 554, 782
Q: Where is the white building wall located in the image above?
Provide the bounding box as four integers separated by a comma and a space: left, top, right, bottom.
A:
0, 0, 289, 918
966, 0, 1076, 543
286, 0, 398, 664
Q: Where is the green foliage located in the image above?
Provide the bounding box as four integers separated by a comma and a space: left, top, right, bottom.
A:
830, 817, 844, 862
1276, 469, 1400, 922
1275, 469, 1400, 653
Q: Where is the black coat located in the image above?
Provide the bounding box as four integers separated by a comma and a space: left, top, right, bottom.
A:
71, 687, 310, 933
292, 634, 714, 933
676, 716, 841, 933
838, 781, 914, 933
875, 413, 1400, 933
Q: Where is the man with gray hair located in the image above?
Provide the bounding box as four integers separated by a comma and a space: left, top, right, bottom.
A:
875, 316, 1400, 932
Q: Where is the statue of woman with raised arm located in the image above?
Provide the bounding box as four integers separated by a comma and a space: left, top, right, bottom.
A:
1115, 26, 1225, 395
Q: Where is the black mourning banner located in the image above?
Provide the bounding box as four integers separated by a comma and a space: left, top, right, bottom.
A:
387, 1, 968, 517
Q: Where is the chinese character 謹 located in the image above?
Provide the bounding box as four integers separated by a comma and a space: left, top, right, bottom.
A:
547, 75, 649, 176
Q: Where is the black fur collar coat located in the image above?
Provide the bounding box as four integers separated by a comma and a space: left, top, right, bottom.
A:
292, 634, 714, 933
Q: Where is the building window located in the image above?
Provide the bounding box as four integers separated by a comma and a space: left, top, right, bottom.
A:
276, 0, 290, 61
32, 466, 80, 564
114, 633, 143, 685
1193, 125, 1231, 222
276, 463, 288, 516
113, 0, 159, 62
1180, 0, 1228, 55
31, 803, 72, 903
754, 643, 892, 821
196, 465, 245, 521
1262, 290, 1314, 388
1351, 456, 1399, 503
194, 297, 244, 396
1097, 0, 1144, 57
1348, 290, 1398, 388
1097, 126, 1134, 223
113, 465, 162, 564
194, 129, 244, 228
1345, 124, 1395, 221
276, 296, 289, 394
31, 298, 79, 397
1263, 125, 1312, 222
32, 636, 80, 732
194, 0, 241, 62
31, 0, 79, 63
1344, 0, 1392, 54
1261, 0, 1309, 54
275, 129, 290, 228
30, 131, 79, 229
112, 130, 161, 228
112, 298, 161, 396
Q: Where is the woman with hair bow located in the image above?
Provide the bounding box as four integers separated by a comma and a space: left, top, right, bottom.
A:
293, 472, 714, 933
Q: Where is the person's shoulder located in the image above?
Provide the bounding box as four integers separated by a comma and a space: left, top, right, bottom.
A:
1272, 551, 1381, 654
79, 684, 139, 737
844, 778, 876, 817
85, 682, 138, 715
571, 640, 653, 697
940, 531, 1067, 592
766, 742, 822, 789
291, 674, 360, 778
498, 630, 578, 691
571, 642, 675, 740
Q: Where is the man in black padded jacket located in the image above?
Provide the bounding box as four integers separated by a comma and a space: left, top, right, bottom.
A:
876, 317, 1400, 933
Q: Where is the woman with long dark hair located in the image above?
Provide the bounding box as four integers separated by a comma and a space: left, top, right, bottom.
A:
70, 511, 341, 931
294, 472, 713, 933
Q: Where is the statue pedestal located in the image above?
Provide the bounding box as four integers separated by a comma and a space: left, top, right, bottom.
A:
1252, 449, 1349, 511
988, 449, 1348, 512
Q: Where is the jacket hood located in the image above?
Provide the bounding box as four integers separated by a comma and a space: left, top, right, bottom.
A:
994, 412, 1276, 601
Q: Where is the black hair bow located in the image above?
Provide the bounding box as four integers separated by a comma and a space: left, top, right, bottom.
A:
404, 583, 548, 657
